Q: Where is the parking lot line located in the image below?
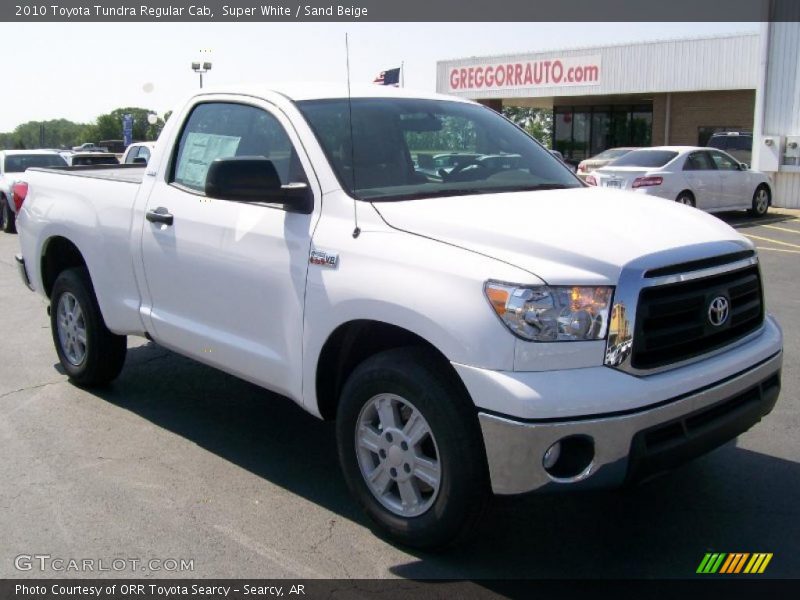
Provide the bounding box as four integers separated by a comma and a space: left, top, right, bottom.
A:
732, 217, 799, 229
742, 233, 800, 249
762, 224, 800, 234
756, 246, 800, 254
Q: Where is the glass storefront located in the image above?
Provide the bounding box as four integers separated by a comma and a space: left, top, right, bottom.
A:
554, 104, 652, 161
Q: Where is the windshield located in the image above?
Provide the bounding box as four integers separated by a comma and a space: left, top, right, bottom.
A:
592, 148, 632, 160
609, 149, 678, 168
297, 98, 581, 201
4, 154, 67, 172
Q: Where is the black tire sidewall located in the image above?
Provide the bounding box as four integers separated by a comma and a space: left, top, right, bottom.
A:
2, 199, 15, 233
336, 348, 488, 549
50, 268, 124, 385
677, 192, 695, 207
752, 185, 770, 216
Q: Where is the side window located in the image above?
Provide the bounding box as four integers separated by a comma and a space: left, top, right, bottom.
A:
139, 147, 151, 162
709, 150, 739, 171
733, 136, 752, 151
684, 152, 702, 171
684, 152, 715, 171
171, 102, 306, 192
124, 147, 139, 164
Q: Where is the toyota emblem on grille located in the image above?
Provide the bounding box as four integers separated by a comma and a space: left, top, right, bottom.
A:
708, 296, 730, 327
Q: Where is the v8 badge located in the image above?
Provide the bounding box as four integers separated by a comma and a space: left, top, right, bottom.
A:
310, 249, 339, 268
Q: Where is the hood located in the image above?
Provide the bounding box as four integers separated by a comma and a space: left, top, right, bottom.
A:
372, 187, 750, 284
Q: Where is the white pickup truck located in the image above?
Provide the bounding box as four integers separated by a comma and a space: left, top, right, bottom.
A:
15, 85, 783, 548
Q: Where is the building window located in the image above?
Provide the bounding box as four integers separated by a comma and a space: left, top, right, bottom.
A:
554, 104, 652, 160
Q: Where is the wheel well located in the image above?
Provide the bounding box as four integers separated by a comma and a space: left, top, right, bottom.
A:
677, 189, 694, 200
315, 320, 464, 421
41, 237, 87, 298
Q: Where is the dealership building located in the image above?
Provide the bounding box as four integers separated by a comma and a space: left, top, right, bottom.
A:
437, 20, 800, 207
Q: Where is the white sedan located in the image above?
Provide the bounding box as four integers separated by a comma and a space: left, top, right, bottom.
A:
586, 146, 772, 216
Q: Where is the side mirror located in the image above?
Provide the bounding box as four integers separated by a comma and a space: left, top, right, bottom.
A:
739, 162, 749, 170
205, 156, 312, 214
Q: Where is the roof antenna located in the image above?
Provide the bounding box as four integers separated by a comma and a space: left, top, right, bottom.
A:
346, 33, 360, 239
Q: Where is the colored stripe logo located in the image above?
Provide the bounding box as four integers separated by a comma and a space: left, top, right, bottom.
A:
697, 553, 773, 574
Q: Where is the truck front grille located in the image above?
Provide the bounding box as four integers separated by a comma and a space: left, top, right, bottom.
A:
630, 264, 764, 370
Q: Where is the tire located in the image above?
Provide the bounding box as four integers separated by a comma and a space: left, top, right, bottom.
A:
50, 267, 127, 387
750, 185, 770, 217
336, 347, 489, 549
1, 197, 15, 233
676, 191, 696, 208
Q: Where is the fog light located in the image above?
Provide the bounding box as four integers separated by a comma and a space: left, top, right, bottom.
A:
543, 441, 562, 469
542, 435, 595, 481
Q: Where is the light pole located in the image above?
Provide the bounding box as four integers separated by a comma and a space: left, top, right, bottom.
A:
191, 60, 212, 88
147, 113, 158, 140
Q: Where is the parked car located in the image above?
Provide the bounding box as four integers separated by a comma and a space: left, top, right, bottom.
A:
0, 150, 67, 233
706, 131, 753, 165
71, 142, 108, 153
98, 140, 127, 155
415, 152, 483, 178
576, 147, 636, 181
587, 146, 772, 216
15, 85, 782, 548
120, 142, 156, 165
66, 153, 120, 166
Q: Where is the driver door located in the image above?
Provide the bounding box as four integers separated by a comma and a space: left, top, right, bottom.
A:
139, 99, 319, 400
682, 150, 720, 210
709, 149, 747, 209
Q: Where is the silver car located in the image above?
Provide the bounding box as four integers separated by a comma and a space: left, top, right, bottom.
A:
0, 150, 67, 233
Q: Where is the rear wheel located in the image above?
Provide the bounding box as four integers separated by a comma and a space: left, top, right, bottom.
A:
676, 191, 696, 207
1, 197, 15, 233
50, 268, 127, 387
336, 347, 489, 549
750, 185, 770, 217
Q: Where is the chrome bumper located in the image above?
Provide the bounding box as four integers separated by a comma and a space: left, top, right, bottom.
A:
15, 254, 34, 291
479, 350, 782, 495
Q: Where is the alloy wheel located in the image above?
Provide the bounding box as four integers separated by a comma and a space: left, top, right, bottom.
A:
355, 393, 441, 518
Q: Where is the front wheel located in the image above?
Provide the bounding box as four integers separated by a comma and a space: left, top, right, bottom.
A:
336, 348, 489, 549
1, 198, 15, 233
676, 191, 696, 207
750, 185, 770, 217
50, 268, 127, 387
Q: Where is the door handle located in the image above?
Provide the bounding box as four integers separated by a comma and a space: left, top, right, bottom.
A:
146, 207, 174, 226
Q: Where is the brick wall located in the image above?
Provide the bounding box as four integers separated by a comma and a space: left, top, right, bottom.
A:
652, 90, 755, 146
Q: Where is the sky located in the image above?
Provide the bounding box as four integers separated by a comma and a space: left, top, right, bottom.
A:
0, 21, 760, 132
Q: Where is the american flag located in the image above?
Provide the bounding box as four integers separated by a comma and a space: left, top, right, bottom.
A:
373, 67, 401, 87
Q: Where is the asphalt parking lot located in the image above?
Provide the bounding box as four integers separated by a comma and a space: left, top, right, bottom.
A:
0, 209, 798, 581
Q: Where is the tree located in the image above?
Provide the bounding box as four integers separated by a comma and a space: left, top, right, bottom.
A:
93, 107, 165, 142
503, 106, 553, 148
0, 118, 94, 150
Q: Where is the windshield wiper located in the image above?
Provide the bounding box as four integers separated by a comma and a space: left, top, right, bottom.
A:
368, 183, 577, 202
369, 188, 491, 202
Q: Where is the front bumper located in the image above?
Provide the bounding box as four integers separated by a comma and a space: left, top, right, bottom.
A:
478, 349, 782, 495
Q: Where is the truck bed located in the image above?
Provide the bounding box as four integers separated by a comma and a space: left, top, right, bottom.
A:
28, 164, 146, 184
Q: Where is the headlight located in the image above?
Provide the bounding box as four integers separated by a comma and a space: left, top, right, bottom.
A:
485, 281, 614, 342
